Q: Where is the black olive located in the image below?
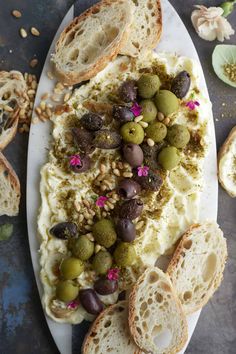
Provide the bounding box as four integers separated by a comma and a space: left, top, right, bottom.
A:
117, 179, 141, 199
70, 155, 91, 173
132, 168, 163, 192
141, 142, 166, 170
122, 143, 144, 167
119, 199, 143, 220
119, 80, 137, 103
72, 128, 95, 154
79, 289, 104, 315
116, 218, 136, 242
118, 290, 126, 301
94, 277, 118, 295
80, 113, 103, 131
93, 130, 122, 149
171, 71, 191, 99
112, 105, 134, 124
49, 222, 78, 239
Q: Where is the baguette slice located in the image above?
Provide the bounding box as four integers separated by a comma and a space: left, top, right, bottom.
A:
218, 126, 236, 197
53, 0, 135, 85
167, 222, 227, 315
119, 0, 162, 57
82, 301, 141, 354
0, 152, 20, 216
129, 267, 188, 354
0, 71, 29, 150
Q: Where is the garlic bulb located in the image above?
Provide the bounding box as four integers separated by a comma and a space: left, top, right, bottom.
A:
191, 5, 235, 41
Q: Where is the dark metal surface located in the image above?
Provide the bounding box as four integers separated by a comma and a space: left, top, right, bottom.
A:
0, 0, 235, 353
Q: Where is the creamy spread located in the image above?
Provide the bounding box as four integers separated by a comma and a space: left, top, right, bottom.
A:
38, 52, 211, 323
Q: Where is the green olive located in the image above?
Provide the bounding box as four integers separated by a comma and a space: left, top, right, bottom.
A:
92, 251, 113, 274
92, 219, 117, 248
137, 74, 161, 98
113, 242, 136, 267
167, 124, 190, 148
154, 90, 179, 116
120, 122, 144, 145
158, 146, 181, 170
72, 235, 94, 261
145, 122, 167, 143
56, 280, 79, 302
60, 257, 84, 280
139, 99, 157, 123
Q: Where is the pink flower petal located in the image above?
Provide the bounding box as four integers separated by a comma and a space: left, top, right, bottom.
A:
69, 155, 81, 167
96, 196, 108, 208
107, 268, 120, 281
130, 102, 142, 117
67, 300, 79, 309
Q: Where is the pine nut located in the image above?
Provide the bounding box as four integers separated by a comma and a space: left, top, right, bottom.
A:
64, 92, 71, 102
157, 112, 165, 121
85, 233, 94, 242
87, 219, 93, 225
95, 244, 102, 253
78, 214, 84, 223
84, 225, 91, 231
139, 121, 148, 128
31, 27, 40, 36
20, 28, 27, 38
113, 168, 120, 176
134, 115, 143, 123
4, 105, 13, 112
163, 117, 170, 125
83, 200, 90, 208
123, 172, 133, 178
12, 10, 22, 18
147, 138, 155, 147
102, 211, 107, 217
100, 164, 106, 174
111, 161, 116, 169
47, 71, 54, 80
136, 221, 144, 230
40, 101, 46, 110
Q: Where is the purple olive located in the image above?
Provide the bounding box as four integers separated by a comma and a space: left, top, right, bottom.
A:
94, 277, 118, 295
49, 222, 78, 239
80, 113, 103, 131
119, 80, 137, 102
79, 289, 104, 315
116, 218, 136, 242
112, 105, 134, 124
119, 199, 143, 220
72, 128, 95, 154
117, 179, 141, 199
70, 155, 91, 173
171, 71, 191, 99
122, 143, 144, 167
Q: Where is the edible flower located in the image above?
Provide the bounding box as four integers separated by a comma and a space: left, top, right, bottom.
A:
130, 102, 142, 117
137, 165, 149, 177
191, 5, 235, 42
107, 268, 120, 281
96, 196, 108, 207
186, 100, 200, 110
69, 154, 81, 167
67, 300, 79, 309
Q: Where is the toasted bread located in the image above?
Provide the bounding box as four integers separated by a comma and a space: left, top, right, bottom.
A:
218, 126, 236, 197
129, 267, 188, 354
82, 301, 141, 354
0, 152, 20, 216
119, 0, 162, 57
53, 0, 135, 85
0, 70, 28, 150
167, 222, 227, 314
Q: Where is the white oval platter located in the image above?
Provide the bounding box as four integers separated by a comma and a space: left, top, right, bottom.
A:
26, 0, 218, 353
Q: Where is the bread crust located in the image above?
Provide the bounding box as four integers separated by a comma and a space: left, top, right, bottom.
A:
0, 151, 20, 216
54, 0, 134, 85
128, 267, 188, 354
119, 0, 162, 57
167, 223, 227, 314
82, 301, 142, 354
218, 126, 236, 197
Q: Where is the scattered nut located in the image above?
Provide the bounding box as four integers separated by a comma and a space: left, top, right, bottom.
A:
47, 71, 54, 80
31, 27, 40, 36
20, 28, 27, 38
134, 115, 143, 123
123, 172, 133, 178
139, 121, 148, 128
157, 112, 165, 121
29, 58, 38, 68
12, 10, 22, 18
113, 168, 120, 177
95, 244, 102, 253
163, 117, 170, 125
147, 138, 155, 147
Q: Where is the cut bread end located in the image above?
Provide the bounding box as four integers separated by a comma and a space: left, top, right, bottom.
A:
167, 221, 227, 314
129, 267, 188, 354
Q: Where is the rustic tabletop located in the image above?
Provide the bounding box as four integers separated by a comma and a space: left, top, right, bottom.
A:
0, 0, 235, 353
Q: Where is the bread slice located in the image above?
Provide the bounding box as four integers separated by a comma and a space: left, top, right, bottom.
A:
218, 126, 236, 197
129, 267, 188, 354
119, 0, 162, 57
0, 152, 20, 216
82, 301, 141, 354
0, 71, 29, 150
167, 221, 227, 315
53, 0, 135, 85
